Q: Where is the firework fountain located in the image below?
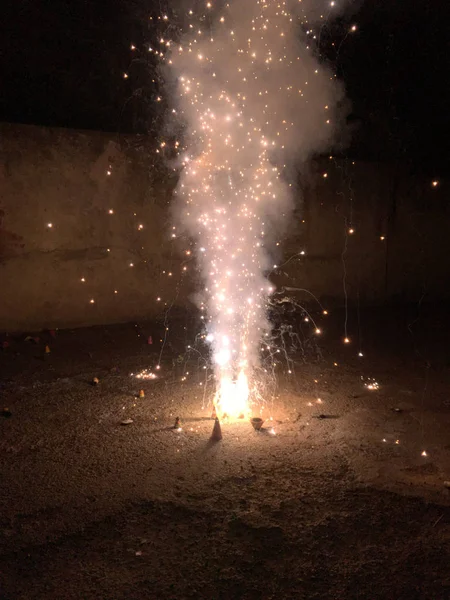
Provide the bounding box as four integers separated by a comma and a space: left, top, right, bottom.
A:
167, 0, 347, 418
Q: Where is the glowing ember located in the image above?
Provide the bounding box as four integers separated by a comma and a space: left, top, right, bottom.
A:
132, 369, 157, 380
365, 379, 380, 390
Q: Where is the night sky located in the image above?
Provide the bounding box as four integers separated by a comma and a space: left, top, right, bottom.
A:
2, 0, 449, 172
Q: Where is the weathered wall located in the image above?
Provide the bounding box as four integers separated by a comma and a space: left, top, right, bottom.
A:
275, 160, 450, 306
0, 123, 193, 332
0, 123, 448, 332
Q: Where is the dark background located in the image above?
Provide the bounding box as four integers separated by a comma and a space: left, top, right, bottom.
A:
1, 0, 449, 172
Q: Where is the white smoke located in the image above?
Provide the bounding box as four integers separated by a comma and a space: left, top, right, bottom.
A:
167, 0, 351, 415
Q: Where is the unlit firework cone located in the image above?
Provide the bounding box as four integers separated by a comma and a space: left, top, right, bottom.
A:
139, 389, 145, 398
173, 416, 181, 429
210, 417, 222, 441
250, 417, 264, 431
44, 345, 51, 354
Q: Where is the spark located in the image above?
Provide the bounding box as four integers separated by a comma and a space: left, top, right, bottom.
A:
162, 0, 344, 417
365, 378, 379, 390
132, 369, 157, 380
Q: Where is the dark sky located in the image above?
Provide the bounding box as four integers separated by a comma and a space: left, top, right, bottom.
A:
1, 0, 449, 171
331, 0, 450, 171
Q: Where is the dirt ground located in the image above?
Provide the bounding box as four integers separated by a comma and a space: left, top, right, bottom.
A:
0, 306, 449, 599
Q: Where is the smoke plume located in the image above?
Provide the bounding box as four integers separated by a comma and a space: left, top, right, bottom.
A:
166, 0, 351, 415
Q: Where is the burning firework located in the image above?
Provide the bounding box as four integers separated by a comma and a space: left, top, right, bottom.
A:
164, 1, 346, 417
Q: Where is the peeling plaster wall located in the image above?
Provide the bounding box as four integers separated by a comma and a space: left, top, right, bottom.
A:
0, 123, 449, 332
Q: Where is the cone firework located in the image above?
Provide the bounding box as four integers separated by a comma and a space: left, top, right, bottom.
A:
210, 417, 222, 441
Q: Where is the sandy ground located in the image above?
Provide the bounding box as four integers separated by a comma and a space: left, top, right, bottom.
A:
0, 307, 449, 599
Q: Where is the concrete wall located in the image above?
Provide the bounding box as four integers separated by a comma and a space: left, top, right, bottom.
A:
276, 159, 450, 306
0, 123, 448, 332
0, 123, 193, 332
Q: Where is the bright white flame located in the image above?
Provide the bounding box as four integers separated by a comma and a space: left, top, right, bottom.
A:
215, 370, 250, 417
215, 347, 231, 366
